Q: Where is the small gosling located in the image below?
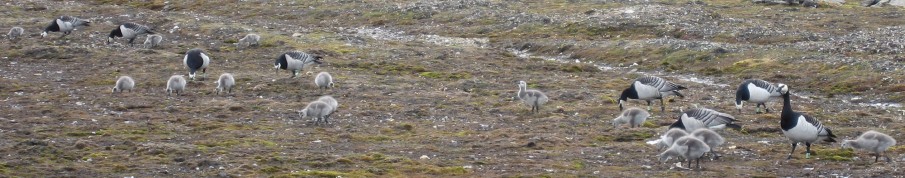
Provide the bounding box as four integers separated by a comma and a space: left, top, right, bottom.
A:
112, 76, 135, 93
612, 107, 650, 128
166, 75, 187, 96
216, 73, 235, 95
842, 130, 897, 162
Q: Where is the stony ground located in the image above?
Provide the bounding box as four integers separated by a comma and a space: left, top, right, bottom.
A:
1, 0, 904, 177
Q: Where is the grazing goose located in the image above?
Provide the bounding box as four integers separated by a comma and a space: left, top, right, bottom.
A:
274, 51, 323, 78
184, 48, 211, 80
618, 76, 686, 112
216, 73, 235, 95
842, 130, 896, 162
612, 107, 650, 128
144, 34, 163, 48
108, 22, 155, 46
41, 16, 90, 38
166, 75, 187, 96
517, 81, 549, 114
735, 79, 785, 113
669, 108, 741, 132
112, 76, 135, 93
659, 136, 710, 169
691, 129, 725, 159
7, 27, 24, 40
779, 85, 836, 159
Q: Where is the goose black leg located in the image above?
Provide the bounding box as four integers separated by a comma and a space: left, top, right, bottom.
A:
660, 99, 666, 112
787, 143, 797, 159
805, 142, 812, 159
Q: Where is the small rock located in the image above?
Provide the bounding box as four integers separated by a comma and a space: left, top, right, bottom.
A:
74, 139, 91, 149
420, 155, 430, 160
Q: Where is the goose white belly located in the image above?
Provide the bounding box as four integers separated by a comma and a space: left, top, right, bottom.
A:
746, 84, 772, 103
782, 116, 819, 142
200, 53, 210, 69
634, 81, 661, 100
58, 19, 74, 32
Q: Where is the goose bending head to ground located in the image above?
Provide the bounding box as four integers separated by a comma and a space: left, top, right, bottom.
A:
274, 51, 323, 78
841, 130, 897, 162
42, 16, 90, 38
517, 81, 549, 114
612, 107, 650, 128
669, 108, 741, 132
735, 79, 785, 114
618, 76, 686, 112
108, 22, 155, 46
779, 85, 836, 159
184, 48, 211, 80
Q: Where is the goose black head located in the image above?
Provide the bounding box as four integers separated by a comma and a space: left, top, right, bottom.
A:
108, 27, 123, 44
312, 55, 324, 64
617, 86, 636, 111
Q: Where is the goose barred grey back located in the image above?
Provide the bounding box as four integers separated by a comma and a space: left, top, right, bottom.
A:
42, 16, 90, 38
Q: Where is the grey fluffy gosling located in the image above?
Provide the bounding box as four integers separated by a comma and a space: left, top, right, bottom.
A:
314, 72, 334, 92
655, 128, 690, 151
613, 107, 650, 128
166, 75, 187, 96
517, 81, 548, 114
691, 129, 725, 159
216, 73, 235, 95
237, 34, 260, 48
842, 130, 897, 162
300, 101, 333, 125
7, 27, 24, 40
112, 76, 135, 93
659, 136, 710, 169
317, 95, 339, 119
144, 34, 162, 48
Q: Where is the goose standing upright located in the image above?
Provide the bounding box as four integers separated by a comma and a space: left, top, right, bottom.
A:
779, 85, 836, 159
41, 16, 90, 38
735, 79, 785, 114
108, 22, 155, 46
618, 76, 686, 112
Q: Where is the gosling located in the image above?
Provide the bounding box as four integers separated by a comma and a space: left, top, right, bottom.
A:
300, 101, 333, 125
613, 107, 650, 128
841, 130, 897, 162
317, 95, 339, 119
690, 129, 725, 160
314, 72, 334, 92
112, 76, 135, 93
237, 34, 260, 48
166, 75, 187, 96
144, 34, 163, 48
659, 136, 710, 169
654, 128, 690, 151
517, 81, 548, 114
7, 27, 24, 40
216, 73, 235, 95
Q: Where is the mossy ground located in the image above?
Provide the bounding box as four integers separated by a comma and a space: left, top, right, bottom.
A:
0, 0, 904, 177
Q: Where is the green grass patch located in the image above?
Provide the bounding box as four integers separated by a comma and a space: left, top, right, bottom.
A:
813, 148, 855, 161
